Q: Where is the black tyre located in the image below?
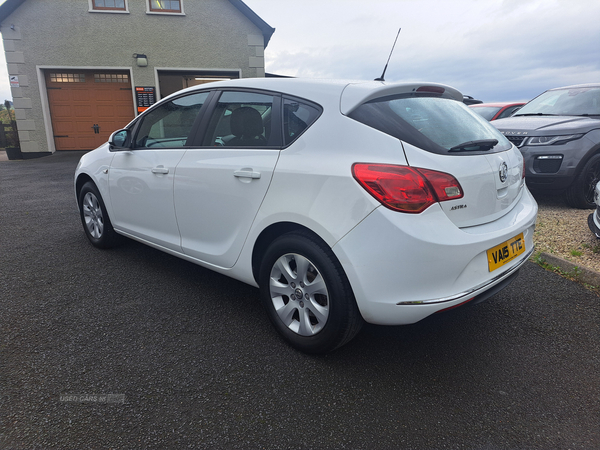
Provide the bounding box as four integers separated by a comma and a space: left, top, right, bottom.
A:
78, 181, 121, 248
565, 153, 600, 209
259, 231, 363, 354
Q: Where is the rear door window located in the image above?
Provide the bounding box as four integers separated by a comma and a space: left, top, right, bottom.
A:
283, 98, 321, 146
202, 91, 277, 147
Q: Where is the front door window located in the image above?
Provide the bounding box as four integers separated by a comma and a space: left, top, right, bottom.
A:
133, 92, 209, 149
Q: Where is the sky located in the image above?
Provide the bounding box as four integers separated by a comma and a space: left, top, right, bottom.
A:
0, 0, 598, 103
243, 0, 600, 102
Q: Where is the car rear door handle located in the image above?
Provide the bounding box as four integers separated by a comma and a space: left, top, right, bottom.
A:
234, 169, 261, 179
151, 166, 169, 174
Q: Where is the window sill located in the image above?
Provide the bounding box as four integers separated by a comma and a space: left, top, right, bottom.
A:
89, 9, 130, 14
145, 11, 186, 16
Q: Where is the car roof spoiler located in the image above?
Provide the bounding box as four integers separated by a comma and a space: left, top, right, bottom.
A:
340, 81, 463, 115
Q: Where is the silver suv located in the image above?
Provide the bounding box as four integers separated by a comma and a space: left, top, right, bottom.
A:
493, 83, 600, 208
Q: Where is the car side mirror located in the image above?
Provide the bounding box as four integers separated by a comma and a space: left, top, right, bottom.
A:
109, 129, 130, 149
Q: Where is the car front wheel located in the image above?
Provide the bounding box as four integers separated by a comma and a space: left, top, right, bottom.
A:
78, 181, 120, 248
259, 231, 363, 353
565, 153, 600, 209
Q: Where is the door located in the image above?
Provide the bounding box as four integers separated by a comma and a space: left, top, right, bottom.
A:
46, 71, 134, 150
174, 90, 280, 268
108, 91, 211, 251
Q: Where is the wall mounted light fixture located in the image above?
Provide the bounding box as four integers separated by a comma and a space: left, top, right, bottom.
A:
133, 53, 148, 67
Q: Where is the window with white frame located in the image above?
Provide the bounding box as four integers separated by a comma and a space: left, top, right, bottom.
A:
91, 0, 127, 11
148, 0, 183, 13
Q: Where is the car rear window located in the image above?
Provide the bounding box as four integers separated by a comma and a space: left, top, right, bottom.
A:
349, 95, 511, 155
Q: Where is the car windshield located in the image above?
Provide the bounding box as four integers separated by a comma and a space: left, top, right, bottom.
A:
471, 106, 502, 120
515, 87, 600, 117
349, 95, 511, 155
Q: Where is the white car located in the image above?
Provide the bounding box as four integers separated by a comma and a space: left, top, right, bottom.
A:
75, 78, 538, 353
588, 181, 600, 238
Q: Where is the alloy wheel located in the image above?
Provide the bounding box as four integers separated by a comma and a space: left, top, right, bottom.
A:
268, 253, 330, 336
82, 192, 104, 239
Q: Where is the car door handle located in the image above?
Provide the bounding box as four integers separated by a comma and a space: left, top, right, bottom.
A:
234, 169, 261, 179
151, 166, 169, 174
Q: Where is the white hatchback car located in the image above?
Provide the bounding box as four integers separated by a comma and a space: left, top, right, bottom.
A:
75, 78, 538, 353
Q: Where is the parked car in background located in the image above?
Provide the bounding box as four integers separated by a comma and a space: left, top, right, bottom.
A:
75, 78, 537, 353
588, 181, 600, 238
470, 102, 526, 121
493, 83, 600, 209
462, 95, 483, 105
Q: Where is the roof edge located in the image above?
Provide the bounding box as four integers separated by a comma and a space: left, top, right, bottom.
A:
0, 0, 275, 48
228, 0, 275, 48
0, 0, 26, 23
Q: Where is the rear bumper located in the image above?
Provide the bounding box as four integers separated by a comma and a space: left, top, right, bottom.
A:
333, 188, 538, 325
398, 246, 532, 306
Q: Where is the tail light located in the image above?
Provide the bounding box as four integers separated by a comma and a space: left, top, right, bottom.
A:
352, 163, 463, 213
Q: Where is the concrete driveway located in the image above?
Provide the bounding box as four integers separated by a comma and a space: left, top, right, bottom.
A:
1, 151, 599, 449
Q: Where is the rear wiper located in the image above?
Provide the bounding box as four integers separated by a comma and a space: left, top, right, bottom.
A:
449, 139, 498, 152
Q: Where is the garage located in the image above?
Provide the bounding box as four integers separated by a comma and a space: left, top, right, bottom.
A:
45, 70, 135, 151
157, 69, 240, 98
1, 0, 274, 158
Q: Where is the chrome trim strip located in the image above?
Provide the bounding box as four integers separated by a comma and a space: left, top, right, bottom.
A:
397, 246, 534, 305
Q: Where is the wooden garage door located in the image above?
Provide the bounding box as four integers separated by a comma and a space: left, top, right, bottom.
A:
46, 71, 135, 150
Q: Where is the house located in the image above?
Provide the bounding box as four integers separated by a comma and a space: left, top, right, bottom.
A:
0, 0, 275, 158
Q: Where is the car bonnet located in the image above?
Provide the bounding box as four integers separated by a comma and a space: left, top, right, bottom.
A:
493, 115, 600, 134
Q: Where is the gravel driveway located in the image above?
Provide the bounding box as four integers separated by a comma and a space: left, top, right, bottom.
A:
534, 191, 600, 274
1, 151, 599, 449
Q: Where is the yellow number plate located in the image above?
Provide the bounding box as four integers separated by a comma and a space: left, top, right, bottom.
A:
487, 232, 525, 272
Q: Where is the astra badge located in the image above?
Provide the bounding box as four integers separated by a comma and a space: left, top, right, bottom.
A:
499, 162, 508, 183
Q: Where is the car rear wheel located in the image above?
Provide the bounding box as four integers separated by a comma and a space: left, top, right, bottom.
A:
259, 231, 363, 354
78, 181, 120, 248
565, 153, 600, 209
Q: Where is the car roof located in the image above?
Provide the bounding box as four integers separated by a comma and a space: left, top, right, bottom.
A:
547, 83, 600, 91
167, 78, 464, 113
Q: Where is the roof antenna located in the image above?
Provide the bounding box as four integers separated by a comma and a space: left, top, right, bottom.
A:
375, 28, 401, 82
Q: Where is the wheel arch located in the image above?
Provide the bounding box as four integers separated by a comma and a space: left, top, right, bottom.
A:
565, 125, 600, 183
251, 222, 332, 285
75, 173, 94, 198
571, 141, 600, 182
565, 143, 600, 208
75, 173, 116, 225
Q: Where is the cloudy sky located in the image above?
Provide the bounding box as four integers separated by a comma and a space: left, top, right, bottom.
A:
244, 0, 600, 102
0, 0, 597, 103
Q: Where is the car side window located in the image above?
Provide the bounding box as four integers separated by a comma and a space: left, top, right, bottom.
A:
283, 98, 321, 146
133, 92, 210, 149
202, 91, 275, 147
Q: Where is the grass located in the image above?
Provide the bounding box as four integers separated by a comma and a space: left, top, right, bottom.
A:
531, 251, 600, 294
